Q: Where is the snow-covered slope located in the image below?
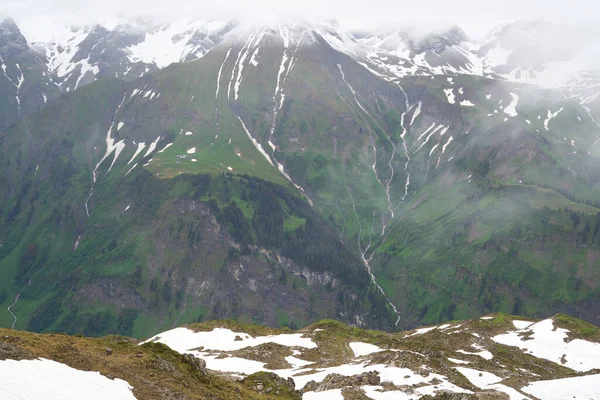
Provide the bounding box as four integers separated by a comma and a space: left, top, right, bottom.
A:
0, 358, 136, 400
145, 314, 600, 399
29, 19, 235, 92
4, 16, 600, 110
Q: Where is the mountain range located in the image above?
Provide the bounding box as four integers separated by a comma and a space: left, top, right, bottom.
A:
1, 15, 600, 338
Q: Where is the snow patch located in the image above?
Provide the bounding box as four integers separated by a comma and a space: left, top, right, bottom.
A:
144, 327, 316, 352
144, 137, 161, 157
0, 358, 136, 400
128, 143, 146, 165
349, 342, 383, 357
448, 358, 470, 365
512, 320, 533, 329
444, 88, 456, 104
454, 367, 502, 388
158, 143, 173, 153
522, 374, 600, 400
544, 108, 564, 130
493, 318, 600, 372
503, 93, 519, 117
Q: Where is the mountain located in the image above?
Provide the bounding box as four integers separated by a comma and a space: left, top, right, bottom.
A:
0, 18, 61, 130
2, 313, 600, 399
34, 19, 236, 92
0, 18, 237, 128
1, 16, 600, 336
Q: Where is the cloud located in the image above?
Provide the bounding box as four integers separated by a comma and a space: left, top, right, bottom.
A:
3, 0, 599, 42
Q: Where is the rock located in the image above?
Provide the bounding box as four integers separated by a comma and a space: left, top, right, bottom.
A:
242, 372, 300, 399
303, 371, 380, 392
420, 393, 480, 399
153, 356, 177, 373
104, 348, 113, 356
182, 353, 207, 375
0, 341, 33, 361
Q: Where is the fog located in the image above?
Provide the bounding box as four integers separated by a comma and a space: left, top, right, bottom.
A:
2, 0, 600, 42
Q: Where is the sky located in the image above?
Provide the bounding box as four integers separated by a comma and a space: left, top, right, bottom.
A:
2, 0, 599, 41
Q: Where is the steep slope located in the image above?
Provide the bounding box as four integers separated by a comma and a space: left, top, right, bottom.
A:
0, 18, 61, 129
2, 314, 599, 399
0, 25, 398, 336
0, 17, 236, 128
330, 74, 600, 327
211, 24, 600, 327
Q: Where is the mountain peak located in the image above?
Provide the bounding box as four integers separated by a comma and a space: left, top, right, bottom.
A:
0, 17, 29, 51
0, 17, 19, 32
407, 25, 469, 54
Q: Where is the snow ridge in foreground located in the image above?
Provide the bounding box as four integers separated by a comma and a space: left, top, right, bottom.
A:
0, 358, 136, 400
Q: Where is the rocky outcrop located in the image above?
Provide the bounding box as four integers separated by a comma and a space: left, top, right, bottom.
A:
242, 372, 301, 399
303, 371, 381, 392
0, 337, 33, 360
182, 353, 207, 375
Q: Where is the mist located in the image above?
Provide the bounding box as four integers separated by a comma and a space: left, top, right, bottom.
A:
3, 0, 600, 42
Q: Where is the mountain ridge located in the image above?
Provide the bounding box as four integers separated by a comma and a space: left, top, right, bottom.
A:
1, 312, 600, 399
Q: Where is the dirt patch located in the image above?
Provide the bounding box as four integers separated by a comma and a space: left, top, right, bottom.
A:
586, 250, 600, 266
468, 223, 488, 243
410, 192, 429, 210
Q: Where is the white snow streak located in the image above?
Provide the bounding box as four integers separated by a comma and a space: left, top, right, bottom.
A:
237, 116, 274, 166
429, 143, 440, 156
503, 92, 519, 117
544, 108, 564, 130
85, 94, 127, 217
15, 63, 24, 116
127, 142, 146, 165
441, 136, 454, 154
124, 163, 138, 176
158, 143, 173, 153
143, 136, 161, 157
410, 101, 422, 125
215, 48, 232, 99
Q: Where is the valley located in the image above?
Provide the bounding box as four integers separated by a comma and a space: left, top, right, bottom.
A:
1, 15, 600, 338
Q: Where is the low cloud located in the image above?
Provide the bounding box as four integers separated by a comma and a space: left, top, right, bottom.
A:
2, 0, 599, 42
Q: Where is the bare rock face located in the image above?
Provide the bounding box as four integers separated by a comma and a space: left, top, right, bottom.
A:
303, 371, 381, 392
242, 372, 301, 399
182, 353, 207, 375
0, 338, 34, 361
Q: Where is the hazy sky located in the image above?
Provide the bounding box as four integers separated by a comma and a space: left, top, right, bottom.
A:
2, 0, 598, 41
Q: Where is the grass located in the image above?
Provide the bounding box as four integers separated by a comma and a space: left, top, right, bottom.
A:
553, 314, 600, 341
0, 327, 296, 400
